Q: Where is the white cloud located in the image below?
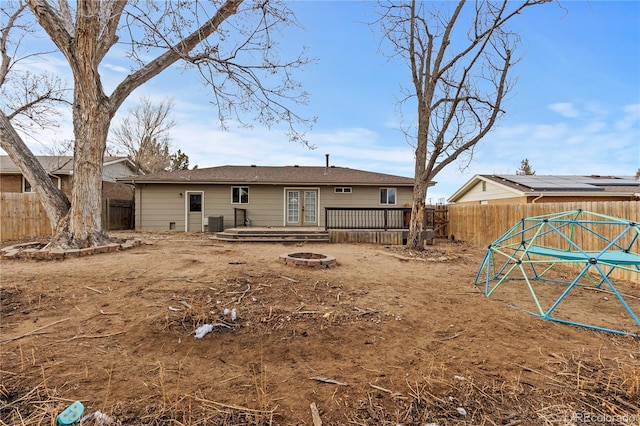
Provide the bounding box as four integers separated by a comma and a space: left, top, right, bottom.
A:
102, 63, 129, 74
614, 103, 640, 131
548, 102, 580, 118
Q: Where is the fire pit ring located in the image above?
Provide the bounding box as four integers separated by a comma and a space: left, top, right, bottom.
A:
278, 252, 337, 268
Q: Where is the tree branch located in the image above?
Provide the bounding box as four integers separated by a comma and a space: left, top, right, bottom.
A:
110, 0, 243, 111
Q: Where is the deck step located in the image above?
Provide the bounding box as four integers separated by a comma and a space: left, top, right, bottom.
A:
211, 228, 330, 243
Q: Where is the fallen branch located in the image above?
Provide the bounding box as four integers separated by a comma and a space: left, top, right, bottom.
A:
311, 376, 348, 386
439, 330, 465, 341
85, 286, 103, 294
353, 306, 381, 316
369, 384, 393, 394
377, 251, 426, 262
193, 395, 277, 415
582, 286, 640, 301
0, 318, 71, 345
369, 384, 404, 398
61, 331, 124, 342
310, 402, 322, 426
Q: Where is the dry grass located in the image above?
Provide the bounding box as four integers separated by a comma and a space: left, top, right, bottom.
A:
3, 350, 638, 425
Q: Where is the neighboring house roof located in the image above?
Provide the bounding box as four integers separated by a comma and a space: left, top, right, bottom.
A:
0, 155, 136, 176
449, 174, 640, 203
118, 165, 415, 186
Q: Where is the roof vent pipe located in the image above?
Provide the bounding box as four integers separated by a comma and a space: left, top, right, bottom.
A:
325, 154, 329, 174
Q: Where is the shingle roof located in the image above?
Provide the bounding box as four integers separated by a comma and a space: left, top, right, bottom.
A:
120, 165, 414, 186
448, 174, 639, 203
0, 155, 131, 175
481, 174, 640, 193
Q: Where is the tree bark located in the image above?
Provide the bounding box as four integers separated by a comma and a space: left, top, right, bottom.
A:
22, 0, 246, 248
0, 112, 70, 233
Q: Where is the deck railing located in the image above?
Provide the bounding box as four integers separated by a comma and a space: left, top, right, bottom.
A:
324, 207, 410, 230
325, 207, 435, 231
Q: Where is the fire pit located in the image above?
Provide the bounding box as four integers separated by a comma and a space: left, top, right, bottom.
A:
278, 252, 337, 268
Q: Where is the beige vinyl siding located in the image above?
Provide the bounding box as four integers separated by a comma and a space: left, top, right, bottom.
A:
135, 185, 187, 231
136, 184, 291, 231
320, 186, 413, 208
240, 186, 285, 227
454, 181, 521, 204
135, 184, 414, 231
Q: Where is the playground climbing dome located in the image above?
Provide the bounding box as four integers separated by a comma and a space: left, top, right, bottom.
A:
475, 210, 640, 336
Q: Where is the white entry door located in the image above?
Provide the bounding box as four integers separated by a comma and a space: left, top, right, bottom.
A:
186, 192, 203, 232
286, 189, 318, 226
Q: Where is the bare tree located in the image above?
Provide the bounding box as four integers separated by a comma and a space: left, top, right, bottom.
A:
376, 0, 551, 250
3, 0, 312, 248
0, 1, 70, 231
110, 97, 175, 174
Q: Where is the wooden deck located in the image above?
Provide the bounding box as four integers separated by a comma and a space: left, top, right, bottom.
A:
211, 227, 330, 243
210, 227, 408, 245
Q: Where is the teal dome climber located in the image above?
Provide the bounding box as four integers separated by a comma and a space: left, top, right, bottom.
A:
475, 210, 640, 336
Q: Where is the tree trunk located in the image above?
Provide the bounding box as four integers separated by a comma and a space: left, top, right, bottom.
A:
406, 99, 430, 250
406, 179, 429, 250
50, 82, 114, 248
0, 112, 70, 232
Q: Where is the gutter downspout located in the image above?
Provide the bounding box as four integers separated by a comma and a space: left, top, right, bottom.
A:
531, 194, 544, 204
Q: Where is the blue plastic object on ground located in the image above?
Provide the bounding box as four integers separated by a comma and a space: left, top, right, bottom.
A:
57, 400, 84, 425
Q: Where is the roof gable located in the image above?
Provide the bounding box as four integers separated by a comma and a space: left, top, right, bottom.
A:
449, 174, 640, 202
0, 155, 134, 175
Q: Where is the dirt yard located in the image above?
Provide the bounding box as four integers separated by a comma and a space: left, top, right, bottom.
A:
1, 232, 639, 425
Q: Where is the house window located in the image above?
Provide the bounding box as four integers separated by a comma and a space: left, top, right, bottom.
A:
380, 188, 396, 205
22, 175, 62, 192
232, 186, 249, 204
334, 187, 352, 193
22, 177, 35, 193
482, 181, 487, 192
189, 193, 202, 212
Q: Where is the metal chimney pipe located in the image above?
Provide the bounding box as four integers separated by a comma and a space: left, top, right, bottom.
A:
325, 154, 329, 174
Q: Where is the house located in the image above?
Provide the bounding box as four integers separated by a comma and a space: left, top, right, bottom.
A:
0, 155, 137, 200
448, 174, 640, 205
118, 162, 416, 232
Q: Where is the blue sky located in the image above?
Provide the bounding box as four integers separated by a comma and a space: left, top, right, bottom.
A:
9, 1, 640, 203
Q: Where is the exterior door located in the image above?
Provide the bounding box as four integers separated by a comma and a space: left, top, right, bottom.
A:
286, 189, 318, 226
187, 192, 203, 232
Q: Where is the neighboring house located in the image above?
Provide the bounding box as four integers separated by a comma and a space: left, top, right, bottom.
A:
0, 155, 137, 200
448, 174, 640, 205
118, 163, 416, 232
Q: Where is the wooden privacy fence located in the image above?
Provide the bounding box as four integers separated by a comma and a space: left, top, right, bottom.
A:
1, 193, 133, 241
448, 201, 640, 282
102, 198, 134, 231
1, 193, 52, 240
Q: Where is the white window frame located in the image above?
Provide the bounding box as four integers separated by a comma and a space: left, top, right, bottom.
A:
379, 187, 397, 205
334, 187, 352, 193
22, 176, 35, 193
231, 186, 249, 204
22, 175, 62, 193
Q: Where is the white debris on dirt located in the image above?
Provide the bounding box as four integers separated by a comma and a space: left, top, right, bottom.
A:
194, 324, 214, 339
81, 411, 116, 425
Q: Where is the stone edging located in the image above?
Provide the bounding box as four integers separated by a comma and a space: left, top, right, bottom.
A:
278, 252, 337, 268
1, 239, 146, 260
